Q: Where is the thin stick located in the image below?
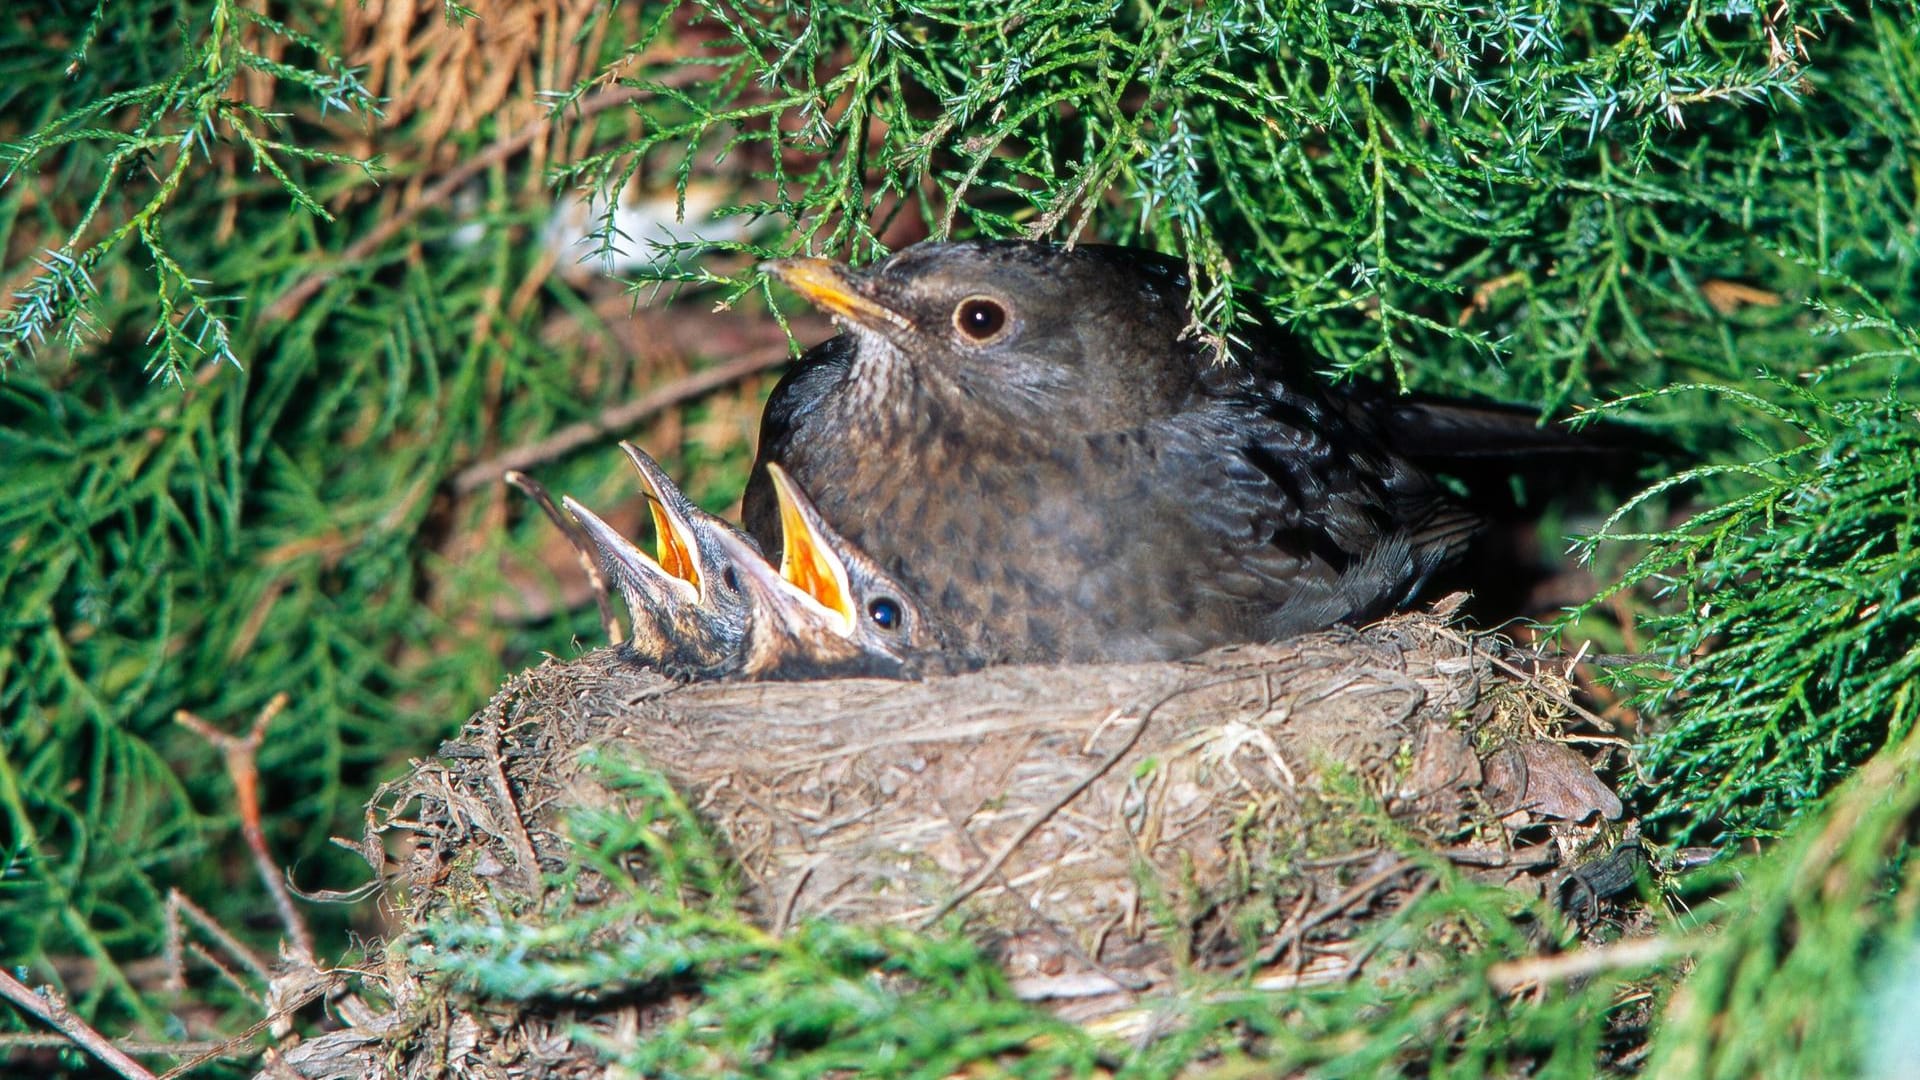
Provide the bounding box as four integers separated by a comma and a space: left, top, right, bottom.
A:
1255, 858, 1416, 968
505, 469, 623, 645
1486, 936, 1688, 993
481, 706, 548, 898
920, 702, 1157, 928
452, 350, 789, 493
175, 694, 316, 964
257, 85, 643, 327
165, 889, 272, 991
154, 979, 333, 1080
0, 1034, 230, 1056
0, 970, 158, 1080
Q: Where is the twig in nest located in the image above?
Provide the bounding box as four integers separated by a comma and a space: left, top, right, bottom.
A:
934, 739, 1152, 995
1445, 626, 1621, 734
506, 469, 623, 645
154, 979, 334, 1080
920, 692, 1170, 929
0, 969, 158, 1080
175, 694, 316, 965
452, 350, 790, 494
478, 700, 547, 898
1254, 857, 1418, 970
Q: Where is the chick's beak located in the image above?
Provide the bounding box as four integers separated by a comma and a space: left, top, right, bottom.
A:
760, 257, 912, 333
767, 463, 856, 630
706, 520, 847, 637
617, 442, 702, 596
562, 496, 696, 606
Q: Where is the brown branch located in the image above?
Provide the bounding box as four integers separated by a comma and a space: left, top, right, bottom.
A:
164, 889, 272, 993
0, 1034, 231, 1057
0, 969, 158, 1080
256, 85, 643, 327
175, 694, 316, 964
1254, 857, 1418, 969
505, 469, 623, 646
920, 702, 1157, 929
480, 706, 547, 898
154, 979, 334, 1080
452, 349, 790, 494
1486, 936, 1688, 994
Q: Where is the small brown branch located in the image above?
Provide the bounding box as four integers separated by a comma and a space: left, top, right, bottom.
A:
1486, 936, 1688, 994
0, 969, 159, 1080
505, 469, 623, 646
922, 702, 1157, 929
480, 706, 547, 898
165, 889, 272, 993
175, 694, 316, 964
155, 978, 334, 1080
935, 760, 1150, 995
257, 85, 643, 327
1255, 857, 1417, 969
453, 350, 790, 494
0, 1034, 231, 1057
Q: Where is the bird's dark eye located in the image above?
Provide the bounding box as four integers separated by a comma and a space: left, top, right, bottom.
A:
952, 297, 1007, 342
867, 596, 902, 630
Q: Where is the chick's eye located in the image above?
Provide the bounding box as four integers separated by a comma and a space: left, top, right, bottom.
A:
866, 596, 903, 631
953, 297, 1007, 341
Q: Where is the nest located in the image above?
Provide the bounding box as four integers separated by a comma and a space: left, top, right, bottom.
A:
275, 606, 1628, 1078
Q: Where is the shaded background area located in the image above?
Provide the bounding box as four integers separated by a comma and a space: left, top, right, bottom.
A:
2, 0, 1917, 1074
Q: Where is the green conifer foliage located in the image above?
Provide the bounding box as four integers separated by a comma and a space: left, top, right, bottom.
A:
2, 0, 1918, 1072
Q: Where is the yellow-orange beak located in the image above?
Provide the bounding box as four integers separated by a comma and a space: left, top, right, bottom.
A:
618, 442, 702, 596
761, 257, 912, 333
563, 495, 696, 606
766, 463, 855, 631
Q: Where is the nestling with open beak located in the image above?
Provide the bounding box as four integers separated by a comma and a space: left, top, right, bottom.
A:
563, 442, 751, 680
566, 445, 960, 681
708, 463, 965, 680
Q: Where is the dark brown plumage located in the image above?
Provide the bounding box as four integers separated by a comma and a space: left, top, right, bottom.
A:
746, 240, 1496, 665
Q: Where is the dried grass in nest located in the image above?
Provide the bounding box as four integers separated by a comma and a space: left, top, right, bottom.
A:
277, 606, 1628, 1078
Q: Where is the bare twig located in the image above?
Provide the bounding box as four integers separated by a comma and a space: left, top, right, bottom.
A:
0, 970, 158, 1080
1255, 857, 1418, 969
452, 350, 790, 493
154, 978, 334, 1080
505, 469, 623, 645
479, 704, 547, 898
935, 753, 1151, 995
257, 85, 643, 327
0, 1034, 230, 1056
1486, 936, 1689, 993
921, 699, 1159, 928
164, 889, 272, 993
175, 694, 316, 965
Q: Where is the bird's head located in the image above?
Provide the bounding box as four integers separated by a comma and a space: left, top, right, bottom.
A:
564, 442, 751, 678
707, 463, 947, 680
761, 241, 1207, 429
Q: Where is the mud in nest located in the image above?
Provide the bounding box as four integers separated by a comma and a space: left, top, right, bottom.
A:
278, 606, 1633, 1078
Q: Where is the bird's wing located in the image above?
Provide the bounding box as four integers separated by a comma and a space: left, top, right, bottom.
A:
1121, 393, 1481, 634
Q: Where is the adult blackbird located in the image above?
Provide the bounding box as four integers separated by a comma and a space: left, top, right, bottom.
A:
567, 443, 952, 680
748, 240, 1493, 665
